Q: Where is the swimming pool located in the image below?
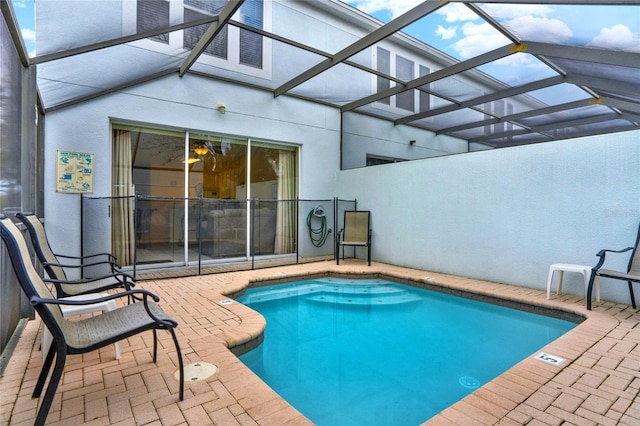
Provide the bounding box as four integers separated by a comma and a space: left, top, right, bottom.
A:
237, 277, 576, 425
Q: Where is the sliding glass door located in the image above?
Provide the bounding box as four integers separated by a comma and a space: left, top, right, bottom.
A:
112, 125, 297, 266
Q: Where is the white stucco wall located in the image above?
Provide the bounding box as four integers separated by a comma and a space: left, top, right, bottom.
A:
43, 74, 341, 272
336, 130, 640, 304
342, 112, 469, 168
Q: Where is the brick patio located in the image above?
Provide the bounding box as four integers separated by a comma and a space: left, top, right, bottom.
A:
1, 260, 638, 425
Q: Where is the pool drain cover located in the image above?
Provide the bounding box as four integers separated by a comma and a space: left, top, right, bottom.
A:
176, 362, 218, 382
458, 376, 480, 389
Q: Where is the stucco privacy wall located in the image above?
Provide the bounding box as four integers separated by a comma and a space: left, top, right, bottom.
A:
336, 130, 640, 304
43, 74, 340, 274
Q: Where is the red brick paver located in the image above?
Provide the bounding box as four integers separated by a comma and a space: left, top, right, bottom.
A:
0, 260, 638, 425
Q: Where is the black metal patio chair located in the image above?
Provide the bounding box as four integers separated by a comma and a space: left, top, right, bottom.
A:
336, 210, 372, 266
586, 222, 639, 310
0, 215, 184, 426
16, 212, 135, 298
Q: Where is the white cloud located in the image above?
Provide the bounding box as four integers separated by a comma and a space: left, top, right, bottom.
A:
347, 0, 423, 20
435, 3, 478, 23
12, 1, 28, 8
21, 28, 35, 44
436, 25, 457, 41
502, 16, 573, 44
589, 24, 640, 53
494, 53, 546, 69
481, 4, 554, 20
449, 22, 510, 58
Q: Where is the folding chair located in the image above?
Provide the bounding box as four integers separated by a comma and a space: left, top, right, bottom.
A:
336, 210, 372, 266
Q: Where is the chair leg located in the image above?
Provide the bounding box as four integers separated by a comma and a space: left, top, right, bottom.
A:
168, 328, 184, 401
628, 281, 636, 309
152, 329, 158, 363
586, 270, 598, 310
34, 345, 66, 426
33, 343, 56, 398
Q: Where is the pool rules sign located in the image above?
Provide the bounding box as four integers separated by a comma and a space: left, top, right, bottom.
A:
56, 150, 94, 193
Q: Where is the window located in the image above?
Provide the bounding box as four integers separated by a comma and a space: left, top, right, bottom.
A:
184, 2, 228, 59
366, 155, 406, 166
396, 55, 414, 111
377, 47, 391, 105
375, 48, 429, 112
137, 0, 169, 43
483, 100, 515, 141
239, 0, 263, 68
419, 65, 430, 112
134, 0, 265, 70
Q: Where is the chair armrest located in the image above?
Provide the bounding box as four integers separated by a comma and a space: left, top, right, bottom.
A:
30, 289, 152, 307
31, 290, 177, 327
44, 260, 122, 271
55, 252, 120, 268
592, 246, 634, 272
44, 271, 135, 288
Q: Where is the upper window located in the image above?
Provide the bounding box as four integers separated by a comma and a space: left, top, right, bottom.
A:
375, 47, 430, 113
134, 0, 265, 71
238, 0, 263, 68
376, 47, 391, 106
183, 0, 228, 59
137, 0, 170, 44
395, 55, 414, 112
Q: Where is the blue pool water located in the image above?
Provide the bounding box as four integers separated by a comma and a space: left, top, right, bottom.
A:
237, 277, 576, 425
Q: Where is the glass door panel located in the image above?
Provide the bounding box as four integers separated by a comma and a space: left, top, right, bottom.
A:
116, 126, 186, 264
188, 134, 247, 261
250, 142, 297, 255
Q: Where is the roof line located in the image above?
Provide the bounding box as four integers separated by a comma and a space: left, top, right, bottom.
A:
43, 69, 179, 113
187, 70, 339, 108
273, 0, 446, 98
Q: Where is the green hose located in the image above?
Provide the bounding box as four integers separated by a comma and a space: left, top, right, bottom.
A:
307, 207, 330, 247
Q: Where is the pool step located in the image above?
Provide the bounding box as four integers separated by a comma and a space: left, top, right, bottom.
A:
306, 289, 421, 306
240, 284, 420, 306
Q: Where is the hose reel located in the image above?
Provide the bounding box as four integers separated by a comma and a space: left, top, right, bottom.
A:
307, 205, 331, 247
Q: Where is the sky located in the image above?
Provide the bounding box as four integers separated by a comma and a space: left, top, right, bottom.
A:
346, 1, 640, 56
10, 0, 35, 56
345, 0, 639, 89
9, 0, 640, 87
